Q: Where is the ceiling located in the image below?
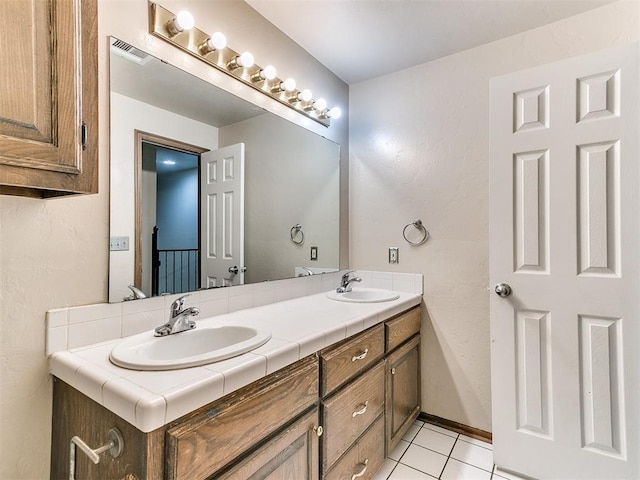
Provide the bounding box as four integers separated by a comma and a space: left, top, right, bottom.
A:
245, 0, 617, 84
110, 41, 266, 128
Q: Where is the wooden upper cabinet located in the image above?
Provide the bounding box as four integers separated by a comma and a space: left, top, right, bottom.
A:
0, 0, 98, 198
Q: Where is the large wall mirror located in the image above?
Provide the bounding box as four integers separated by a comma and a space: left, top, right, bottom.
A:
108, 37, 340, 303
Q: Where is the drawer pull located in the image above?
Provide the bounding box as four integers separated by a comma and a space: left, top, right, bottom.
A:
352, 401, 369, 418
313, 425, 324, 437
351, 459, 369, 480
351, 349, 369, 362
391, 367, 396, 375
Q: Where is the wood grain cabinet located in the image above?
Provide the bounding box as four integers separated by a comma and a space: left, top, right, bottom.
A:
0, 0, 98, 198
385, 307, 422, 454
50, 305, 422, 480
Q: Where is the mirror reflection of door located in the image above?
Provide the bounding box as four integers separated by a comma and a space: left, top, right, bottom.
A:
134, 131, 208, 297
200, 143, 245, 288
142, 143, 199, 296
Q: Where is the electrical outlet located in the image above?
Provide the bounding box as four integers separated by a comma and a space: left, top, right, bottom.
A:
110, 236, 130, 251
389, 247, 399, 264
310, 246, 318, 261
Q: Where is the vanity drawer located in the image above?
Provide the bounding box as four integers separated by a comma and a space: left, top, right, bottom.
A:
324, 415, 385, 480
165, 355, 319, 480
321, 324, 384, 395
322, 361, 385, 471
385, 306, 421, 352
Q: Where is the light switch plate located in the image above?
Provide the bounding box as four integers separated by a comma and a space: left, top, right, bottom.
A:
110, 236, 130, 251
310, 246, 318, 261
389, 247, 399, 264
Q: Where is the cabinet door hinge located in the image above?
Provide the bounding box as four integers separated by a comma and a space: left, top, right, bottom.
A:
81, 122, 88, 150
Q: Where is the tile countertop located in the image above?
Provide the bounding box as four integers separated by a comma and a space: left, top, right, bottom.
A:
49, 290, 422, 433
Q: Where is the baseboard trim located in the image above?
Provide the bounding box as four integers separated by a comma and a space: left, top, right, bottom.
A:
418, 412, 492, 444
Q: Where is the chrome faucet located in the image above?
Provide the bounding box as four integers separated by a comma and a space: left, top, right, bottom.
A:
123, 284, 147, 301
298, 267, 314, 277
336, 270, 362, 293
154, 294, 200, 337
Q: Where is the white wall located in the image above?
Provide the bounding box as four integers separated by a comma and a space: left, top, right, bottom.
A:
219, 114, 340, 283
349, 0, 639, 432
109, 92, 219, 302
0, 0, 348, 477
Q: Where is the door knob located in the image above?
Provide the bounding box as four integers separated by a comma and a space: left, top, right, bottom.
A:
494, 283, 512, 297
228, 266, 247, 275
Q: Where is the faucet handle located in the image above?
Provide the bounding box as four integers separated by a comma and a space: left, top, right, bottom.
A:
171, 294, 190, 312
341, 270, 356, 281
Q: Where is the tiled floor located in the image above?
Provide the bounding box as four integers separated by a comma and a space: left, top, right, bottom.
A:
373, 420, 524, 480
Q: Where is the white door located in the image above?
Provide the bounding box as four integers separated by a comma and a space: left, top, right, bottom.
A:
490, 43, 639, 479
201, 143, 245, 287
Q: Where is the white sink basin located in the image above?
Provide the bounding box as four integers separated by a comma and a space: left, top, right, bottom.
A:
110, 325, 271, 371
326, 288, 400, 303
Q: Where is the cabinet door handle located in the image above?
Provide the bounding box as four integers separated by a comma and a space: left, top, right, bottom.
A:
313, 425, 323, 437
351, 459, 369, 480
352, 401, 369, 418
351, 349, 369, 362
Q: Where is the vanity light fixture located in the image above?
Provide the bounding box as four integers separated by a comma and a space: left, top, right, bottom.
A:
166, 10, 194, 36
149, 2, 338, 127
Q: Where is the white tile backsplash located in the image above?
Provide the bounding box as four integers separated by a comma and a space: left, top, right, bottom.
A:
45, 270, 422, 355
67, 317, 122, 349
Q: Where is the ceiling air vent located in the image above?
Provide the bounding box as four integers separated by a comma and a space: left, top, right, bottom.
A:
110, 38, 151, 65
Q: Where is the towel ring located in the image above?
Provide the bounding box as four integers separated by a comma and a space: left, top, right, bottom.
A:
290, 224, 304, 245
402, 219, 429, 246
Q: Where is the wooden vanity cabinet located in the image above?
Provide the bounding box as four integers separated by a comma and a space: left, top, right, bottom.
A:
384, 307, 422, 454
0, 0, 98, 198
319, 325, 385, 480
318, 306, 422, 480
50, 304, 422, 480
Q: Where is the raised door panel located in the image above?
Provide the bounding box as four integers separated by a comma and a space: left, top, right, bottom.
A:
0, 0, 98, 197
385, 335, 421, 453
216, 408, 320, 480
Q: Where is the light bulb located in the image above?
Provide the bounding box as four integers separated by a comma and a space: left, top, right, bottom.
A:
167, 10, 194, 35
329, 107, 342, 119
262, 65, 277, 80
314, 98, 327, 112
299, 89, 313, 102
282, 78, 296, 92
228, 51, 255, 70
209, 32, 227, 50
238, 52, 254, 68
200, 32, 227, 55
252, 65, 278, 83
176, 11, 195, 30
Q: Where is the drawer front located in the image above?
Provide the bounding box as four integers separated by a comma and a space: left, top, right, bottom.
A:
166, 356, 319, 480
321, 324, 384, 395
322, 361, 385, 471
324, 416, 385, 480
385, 306, 421, 352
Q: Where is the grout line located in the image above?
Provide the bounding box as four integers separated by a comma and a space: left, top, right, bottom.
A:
438, 436, 458, 479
